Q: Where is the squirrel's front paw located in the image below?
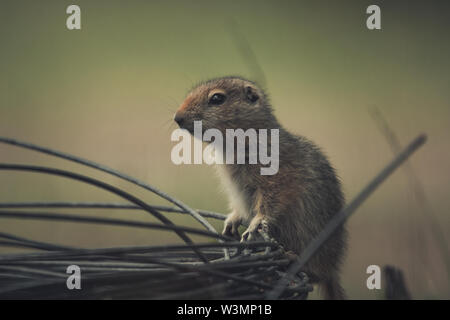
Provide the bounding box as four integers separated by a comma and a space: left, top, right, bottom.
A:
222, 213, 242, 240
241, 217, 269, 242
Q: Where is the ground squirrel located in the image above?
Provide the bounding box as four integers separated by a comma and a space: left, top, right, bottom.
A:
174, 76, 347, 299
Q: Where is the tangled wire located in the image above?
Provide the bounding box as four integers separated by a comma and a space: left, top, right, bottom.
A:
0, 137, 311, 299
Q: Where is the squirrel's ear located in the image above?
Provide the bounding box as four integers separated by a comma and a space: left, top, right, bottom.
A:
245, 86, 259, 103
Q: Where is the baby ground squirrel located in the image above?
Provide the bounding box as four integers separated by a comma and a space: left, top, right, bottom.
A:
174, 76, 347, 299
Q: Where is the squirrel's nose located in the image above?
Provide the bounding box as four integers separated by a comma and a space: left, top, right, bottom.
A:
174, 112, 185, 127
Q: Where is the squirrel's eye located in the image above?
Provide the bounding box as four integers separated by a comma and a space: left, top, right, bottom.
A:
209, 93, 226, 105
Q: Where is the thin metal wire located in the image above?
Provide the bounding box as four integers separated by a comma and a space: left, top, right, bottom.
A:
0, 163, 210, 263
0, 137, 220, 237
0, 232, 77, 251
0, 241, 275, 263
0, 210, 232, 242
0, 242, 309, 298
0, 202, 227, 220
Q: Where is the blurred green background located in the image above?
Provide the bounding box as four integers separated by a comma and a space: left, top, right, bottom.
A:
0, 0, 449, 299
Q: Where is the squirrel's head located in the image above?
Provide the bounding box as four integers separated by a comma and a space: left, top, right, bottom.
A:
174, 76, 275, 135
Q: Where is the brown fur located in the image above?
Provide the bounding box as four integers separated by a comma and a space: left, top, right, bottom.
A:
174, 76, 347, 299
